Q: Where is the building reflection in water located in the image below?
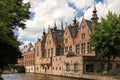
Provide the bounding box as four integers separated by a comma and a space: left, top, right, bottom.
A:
2, 73, 82, 80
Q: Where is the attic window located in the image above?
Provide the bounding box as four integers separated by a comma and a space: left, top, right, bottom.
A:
64, 39, 68, 44
82, 26, 84, 30
66, 32, 67, 35
81, 33, 85, 39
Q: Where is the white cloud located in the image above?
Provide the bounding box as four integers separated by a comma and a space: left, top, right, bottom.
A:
19, 0, 120, 48
84, 0, 120, 21
68, 0, 94, 10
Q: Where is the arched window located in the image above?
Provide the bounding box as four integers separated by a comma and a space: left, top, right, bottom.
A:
108, 63, 112, 70
86, 63, 94, 72
116, 63, 120, 69
97, 63, 104, 72
74, 63, 78, 73
66, 63, 70, 71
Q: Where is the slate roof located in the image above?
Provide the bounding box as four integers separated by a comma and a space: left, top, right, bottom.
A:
50, 28, 64, 43
67, 24, 73, 38
21, 43, 34, 53
50, 28, 54, 38
85, 19, 92, 32
56, 29, 64, 42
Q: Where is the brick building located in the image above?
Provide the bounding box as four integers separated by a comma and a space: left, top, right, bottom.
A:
22, 4, 120, 77
22, 43, 35, 73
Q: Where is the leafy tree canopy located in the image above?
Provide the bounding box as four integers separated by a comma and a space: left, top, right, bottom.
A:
0, 0, 30, 68
91, 11, 120, 59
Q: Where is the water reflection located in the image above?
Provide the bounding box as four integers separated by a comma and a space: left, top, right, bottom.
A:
2, 73, 81, 80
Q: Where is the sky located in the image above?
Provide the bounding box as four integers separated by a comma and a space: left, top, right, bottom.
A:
19, 0, 120, 48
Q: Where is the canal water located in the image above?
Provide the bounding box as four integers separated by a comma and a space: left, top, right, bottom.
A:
1, 73, 84, 80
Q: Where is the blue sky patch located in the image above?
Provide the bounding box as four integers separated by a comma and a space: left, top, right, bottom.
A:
96, 0, 103, 3
77, 10, 84, 18
68, 1, 77, 10
21, 36, 35, 42
30, 12, 35, 20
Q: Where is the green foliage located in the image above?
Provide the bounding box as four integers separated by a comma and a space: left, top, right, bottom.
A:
91, 11, 120, 59
0, 0, 30, 29
0, 0, 30, 68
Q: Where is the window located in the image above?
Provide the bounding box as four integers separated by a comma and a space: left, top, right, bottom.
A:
37, 46, 39, 56
87, 42, 91, 53
82, 26, 84, 30
65, 47, 68, 53
45, 50, 47, 57
42, 50, 46, 58
60, 48, 64, 55
81, 43, 85, 54
48, 66, 49, 70
51, 48, 53, 57
74, 63, 78, 73
69, 46, 72, 51
59, 67, 61, 70
116, 63, 120, 69
49, 41, 51, 45
37, 67, 39, 70
76, 44, 80, 55
64, 39, 68, 44
86, 63, 94, 72
66, 63, 70, 71
59, 58, 61, 61
108, 63, 112, 70
56, 48, 60, 56
81, 33, 85, 39
99, 63, 104, 71
48, 49, 50, 57
66, 32, 67, 35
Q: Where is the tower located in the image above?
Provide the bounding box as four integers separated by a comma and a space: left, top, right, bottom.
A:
43, 28, 46, 36
54, 20, 57, 31
91, 1, 99, 25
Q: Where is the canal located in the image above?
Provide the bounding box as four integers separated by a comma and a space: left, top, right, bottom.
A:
1, 73, 87, 80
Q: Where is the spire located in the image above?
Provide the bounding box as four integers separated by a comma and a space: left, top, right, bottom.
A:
91, 0, 99, 25
61, 19, 64, 30
83, 12, 85, 19
94, 0, 96, 11
73, 11, 77, 27
54, 20, 57, 31
43, 27, 46, 36
54, 20, 57, 27
66, 22, 67, 27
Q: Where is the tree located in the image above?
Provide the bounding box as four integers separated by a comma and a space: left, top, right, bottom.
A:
90, 12, 120, 72
0, 0, 30, 71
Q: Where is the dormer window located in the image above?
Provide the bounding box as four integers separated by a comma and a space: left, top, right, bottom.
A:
49, 41, 51, 45
64, 39, 68, 44
69, 46, 72, 51
82, 26, 84, 30
66, 32, 67, 35
81, 33, 85, 39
